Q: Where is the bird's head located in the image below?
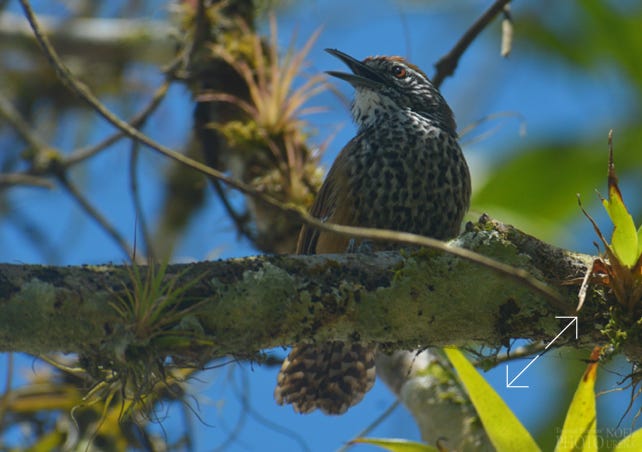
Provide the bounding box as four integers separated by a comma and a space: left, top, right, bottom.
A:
326, 48, 456, 134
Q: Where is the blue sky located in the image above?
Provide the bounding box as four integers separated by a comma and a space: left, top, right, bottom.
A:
2, 0, 640, 450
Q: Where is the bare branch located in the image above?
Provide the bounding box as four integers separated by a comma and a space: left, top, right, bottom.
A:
0, 94, 49, 151
64, 81, 172, 167
432, 0, 512, 88
0, 173, 53, 188
57, 174, 134, 259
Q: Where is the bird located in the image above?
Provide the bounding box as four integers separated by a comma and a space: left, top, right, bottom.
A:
274, 49, 471, 415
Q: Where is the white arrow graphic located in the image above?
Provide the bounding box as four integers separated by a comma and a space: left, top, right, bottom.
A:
506, 316, 578, 389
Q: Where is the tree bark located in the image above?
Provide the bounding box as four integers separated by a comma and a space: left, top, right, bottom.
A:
0, 218, 606, 359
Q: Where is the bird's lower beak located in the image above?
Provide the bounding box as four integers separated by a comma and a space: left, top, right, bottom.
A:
325, 48, 385, 89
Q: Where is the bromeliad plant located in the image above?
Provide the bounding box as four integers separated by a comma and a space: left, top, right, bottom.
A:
190, 13, 330, 254
199, 16, 327, 244
577, 131, 642, 314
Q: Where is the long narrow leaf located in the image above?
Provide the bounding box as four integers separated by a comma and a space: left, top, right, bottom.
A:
444, 348, 540, 452
602, 186, 638, 267
554, 347, 600, 452
601, 130, 640, 267
350, 438, 438, 452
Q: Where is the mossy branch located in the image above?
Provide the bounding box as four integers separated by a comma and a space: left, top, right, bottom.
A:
0, 219, 608, 362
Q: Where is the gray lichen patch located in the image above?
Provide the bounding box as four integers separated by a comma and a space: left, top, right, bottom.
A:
1, 277, 113, 354
0, 279, 60, 352
204, 261, 299, 351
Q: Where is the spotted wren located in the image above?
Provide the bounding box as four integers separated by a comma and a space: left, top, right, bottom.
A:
274, 49, 471, 415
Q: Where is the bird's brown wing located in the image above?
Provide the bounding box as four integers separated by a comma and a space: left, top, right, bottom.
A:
296, 137, 360, 255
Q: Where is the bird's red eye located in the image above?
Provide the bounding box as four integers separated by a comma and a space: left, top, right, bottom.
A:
392, 65, 407, 78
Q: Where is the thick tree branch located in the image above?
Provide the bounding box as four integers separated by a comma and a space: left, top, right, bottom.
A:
376, 349, 492, 450
0, 219, 606, 360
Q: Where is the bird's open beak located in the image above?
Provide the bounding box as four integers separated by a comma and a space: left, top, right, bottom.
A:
325, 48, 385, 89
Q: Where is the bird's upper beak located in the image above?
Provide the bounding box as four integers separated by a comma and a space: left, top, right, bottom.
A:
325, 48, 386, 89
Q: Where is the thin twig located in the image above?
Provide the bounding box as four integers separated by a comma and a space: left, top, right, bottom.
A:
310, 220, 566, 307
0, 94, 58, 188
458, 111, 526, 146
6, 207, 59, 261
64, 81, 170, 167
230, 366, 310, 452
339, 401, 400, 452
57, 174, 133, 259
129, 140, 155, 261
0, 94, 49, 150
468, 342, 547, 368
0, 173, 53, 188
432, 0, 512, 88
211, 179, 255, 242
122, 84, 176, 262
212, 366, 250, 452
19, 0, 563, 306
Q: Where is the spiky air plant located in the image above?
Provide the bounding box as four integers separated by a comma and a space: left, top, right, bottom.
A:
198, 16, 327, 253
0, 262, 213, 450
577, 133, 642, 326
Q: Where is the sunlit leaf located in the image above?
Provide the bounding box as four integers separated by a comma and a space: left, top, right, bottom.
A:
350, 437, 438, 452
601, 132, 639, 267
444, 348, 540, 452
554, 347, 600, 452
602, 187, 638, 268
614, 428, 642, 451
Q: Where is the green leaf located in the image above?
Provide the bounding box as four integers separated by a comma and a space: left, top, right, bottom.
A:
350, 438, 438, 452
614, 428, 642, 451
600, 132, 640, 268
602, 185, 639, 267
444, 348, 540, 452
518, 0, 642, 86
554, 349, 599, 452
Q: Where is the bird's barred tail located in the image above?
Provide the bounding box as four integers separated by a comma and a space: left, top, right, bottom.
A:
274, 341, 376, 415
